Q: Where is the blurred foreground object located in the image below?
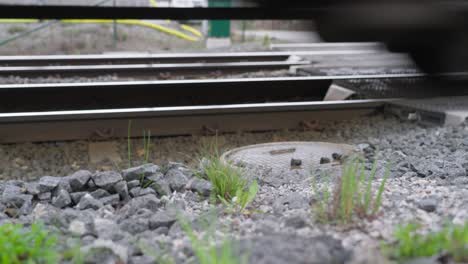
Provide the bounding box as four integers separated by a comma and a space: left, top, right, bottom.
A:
0, 0, 467, 74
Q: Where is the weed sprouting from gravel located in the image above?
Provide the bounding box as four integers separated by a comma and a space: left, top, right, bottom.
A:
142, 130, 152, 164
179, 216, 247, 264
0, 222, 60, 264
312, 157, 389, 224
126, 120, 155, 185
220, 180, 259, 213
387, 222, 468, 262
197, 138, 258, 211
127, 120, 132, 168
202, 157, 246, 200
140, 129, 152, 185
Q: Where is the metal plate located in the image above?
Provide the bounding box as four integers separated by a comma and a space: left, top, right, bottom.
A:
221, 141, 355, 187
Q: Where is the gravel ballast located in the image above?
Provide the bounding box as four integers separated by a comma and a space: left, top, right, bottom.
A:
0, 115, 467, 263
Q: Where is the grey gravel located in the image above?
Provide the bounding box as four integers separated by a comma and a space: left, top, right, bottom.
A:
149, 211, 177, 229
417, 198, 438, 213
290, 158, 303, 167
122, 163, 161, 182
38, 192, 52, 201
77, 194, 103, 210
90, 189, 111, 199
149, 175, 172, 196
186, 178, 212, 197
100, 194, 120, 206
52, 189, 72, 208
69, 170, 92, 191
237, 234, 350, 264
92, 171, 123, 191
0, 115, 467, 264
2, 185, 32, 208
113, 180, 130, 201
70, 192, 86, 204
129, 187, 142, 198
139, 188, 157, 196
165, 168, 190, 192
25, 182, 40, 195
127, 180, 140, 190
38, 176, 61, 193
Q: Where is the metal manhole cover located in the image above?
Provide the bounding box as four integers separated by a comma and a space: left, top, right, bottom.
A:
221, 142, 355, 186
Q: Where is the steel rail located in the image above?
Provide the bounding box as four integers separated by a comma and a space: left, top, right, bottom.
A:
0, 50, 381, 66
0, 61, 311, 77
0, 73, 428, 91
0, 74, 428, 113
0, 99, 395, 143
270, 42, 383, 50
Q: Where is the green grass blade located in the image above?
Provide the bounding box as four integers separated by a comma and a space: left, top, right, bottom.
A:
363, 158, 378, 214
372, 164, 389, 215
127, 120, 132, 168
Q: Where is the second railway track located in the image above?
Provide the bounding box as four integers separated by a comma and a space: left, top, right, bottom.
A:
0, 73, 428, 113
0, 50, 387, 78
0, 61, 311, 78
0, 50, 382, 66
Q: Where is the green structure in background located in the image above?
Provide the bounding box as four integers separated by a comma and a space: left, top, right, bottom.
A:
208, 0, 231, 38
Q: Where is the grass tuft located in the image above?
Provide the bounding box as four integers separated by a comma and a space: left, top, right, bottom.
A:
202, 156, 247, 201
127, 120, 132, 168
198, 138, 258, 212
313, 156, 389, 224
0, 223, 59, 264
387, 222, 468, 262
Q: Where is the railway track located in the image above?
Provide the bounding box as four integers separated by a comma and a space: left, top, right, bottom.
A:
270, 42, 384, 51
0, 74, 426, 113
0, 50, 392, 78
0, 61, 312, 78
1, 40, 464, 143
0, 50, 380, 67
0, 99, 394, 143
0, 72, 444, 143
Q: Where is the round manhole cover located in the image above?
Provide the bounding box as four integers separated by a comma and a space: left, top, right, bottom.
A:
221, 142, 355, 186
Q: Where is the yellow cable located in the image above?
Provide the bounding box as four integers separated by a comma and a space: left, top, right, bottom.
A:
0, 19, 39, 23
61, 19, 199, 42
181, 24, 203, 38
149, 0, 158, 7
0, 2, 203, 42
119, 20, 199, 42
147, 0, 203, 38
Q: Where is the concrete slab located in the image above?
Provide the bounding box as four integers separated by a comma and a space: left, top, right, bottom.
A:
386, 96, 468, 126
233, 30, 321, 43
206, 38, 231, 49
324, 84, 355, 101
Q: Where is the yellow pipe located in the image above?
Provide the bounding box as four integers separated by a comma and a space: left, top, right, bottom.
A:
181, 24, 203, 38
0, 19, 39, 23
120, 20, 200, 42
62, 19, 200, 41
149, 0, 158, 7
0, 18, 200, 41
147, 0, 203, 39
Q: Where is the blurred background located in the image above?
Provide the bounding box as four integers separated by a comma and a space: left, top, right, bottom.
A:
0, 0, 317, 55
